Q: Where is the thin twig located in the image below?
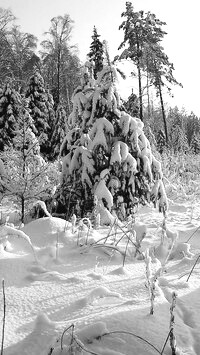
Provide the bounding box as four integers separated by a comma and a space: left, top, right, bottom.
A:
122, 238, 130, 267
60, 323, 74, 350
102, 330, 162, 354
1, 279, 6, 355
186, 225, 200, 242
93, 243, 124, 256
186, 254, 200, 282
103, 218, 118, 244
116, 224, 143, 255
160, 329, 172, 355
73, 335, 100, 355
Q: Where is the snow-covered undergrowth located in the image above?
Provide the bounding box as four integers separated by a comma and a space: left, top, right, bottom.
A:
1, 195, 200, 355
161, 153, 200, 200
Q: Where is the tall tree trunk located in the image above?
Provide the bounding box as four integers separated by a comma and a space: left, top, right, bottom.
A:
56, 47, 61, 110
21, 196, 25, 223
137, 63, 143, 121
146, 69, 151, 120
136, 32, 143, 121
158, 80, 168, 143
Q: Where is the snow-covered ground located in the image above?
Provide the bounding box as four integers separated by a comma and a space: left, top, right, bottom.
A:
0, 195, 200, 355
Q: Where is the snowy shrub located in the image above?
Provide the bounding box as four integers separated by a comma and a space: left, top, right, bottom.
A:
161, 151, 200, 198
0, 145, 59, 223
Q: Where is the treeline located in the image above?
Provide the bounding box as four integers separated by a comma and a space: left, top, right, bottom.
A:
0, 9, 80, 110
0, 8, 81, 160
0, 4, 199, 163
126, 93, 200, 155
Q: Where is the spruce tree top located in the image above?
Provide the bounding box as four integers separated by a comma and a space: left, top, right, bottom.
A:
88, 26, 104, 79
0, 81, 21, 150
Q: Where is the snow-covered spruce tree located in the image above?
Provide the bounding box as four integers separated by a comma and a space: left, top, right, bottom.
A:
190, 133, 200, 154
57, 63, 168, 222
124, 91, 139, 118
0, 100, 55, 222
50, 104, 67, 160
0, 81, 21, 151
169, 124, 188, 154
156, 129, 166, 154
26, 70, 55, 158
88, 26, 104, 80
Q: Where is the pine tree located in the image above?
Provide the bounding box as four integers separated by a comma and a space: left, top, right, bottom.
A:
169, 124, 188, 153
118, 3, 167, 121
88, 26, 104, 79
190, 133, 200, 154
0, 81, 21, 150
124, 91, 139, 117
185, 112, 200, 146
51, 104, 67, 160
118, 1, 182, 135
156, 130, 166, 154
45, 90, 56, 157
26, 70, 55, 157
55, 63, 168, 223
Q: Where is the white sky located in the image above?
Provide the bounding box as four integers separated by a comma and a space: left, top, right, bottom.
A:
0, 0, 199, 116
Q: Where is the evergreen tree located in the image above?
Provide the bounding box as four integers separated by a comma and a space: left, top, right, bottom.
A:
119, 3, 166, 121
124, 91, 139, 117
169, 124, 188, 153
118, 1, 182, 135
45, 89, 56, 157
146, 47, 182, 143
55, 63, 168, 223
51, 104, 67, 160
88, 26, 104, 79
0, 81, 21, 150
156, 129, 166, 154
26, 70, 55, 157
185, 112, 200, 147
190, 133, 200, 154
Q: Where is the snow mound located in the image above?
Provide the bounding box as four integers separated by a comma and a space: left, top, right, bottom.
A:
21, 217, 72, 247
87, 271, 104, 280
4, 313, 57, 355
87, 286, 121, 304
108, 266, 129, 276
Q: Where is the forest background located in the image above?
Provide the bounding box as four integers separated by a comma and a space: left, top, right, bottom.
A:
0, 0, 200, 222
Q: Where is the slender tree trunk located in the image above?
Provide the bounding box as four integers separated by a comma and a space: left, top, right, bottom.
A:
66, 87, 71, 116
21, 121, 26, 223
146, 69, 151, 120
21, 196, 25, 223
137, 63, 143, 121
56, 47, 61, 110
136, 34, 143, 121
158, 80, 168, 143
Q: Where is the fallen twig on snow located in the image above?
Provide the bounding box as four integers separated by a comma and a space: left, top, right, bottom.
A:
186, 254, 200, 282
